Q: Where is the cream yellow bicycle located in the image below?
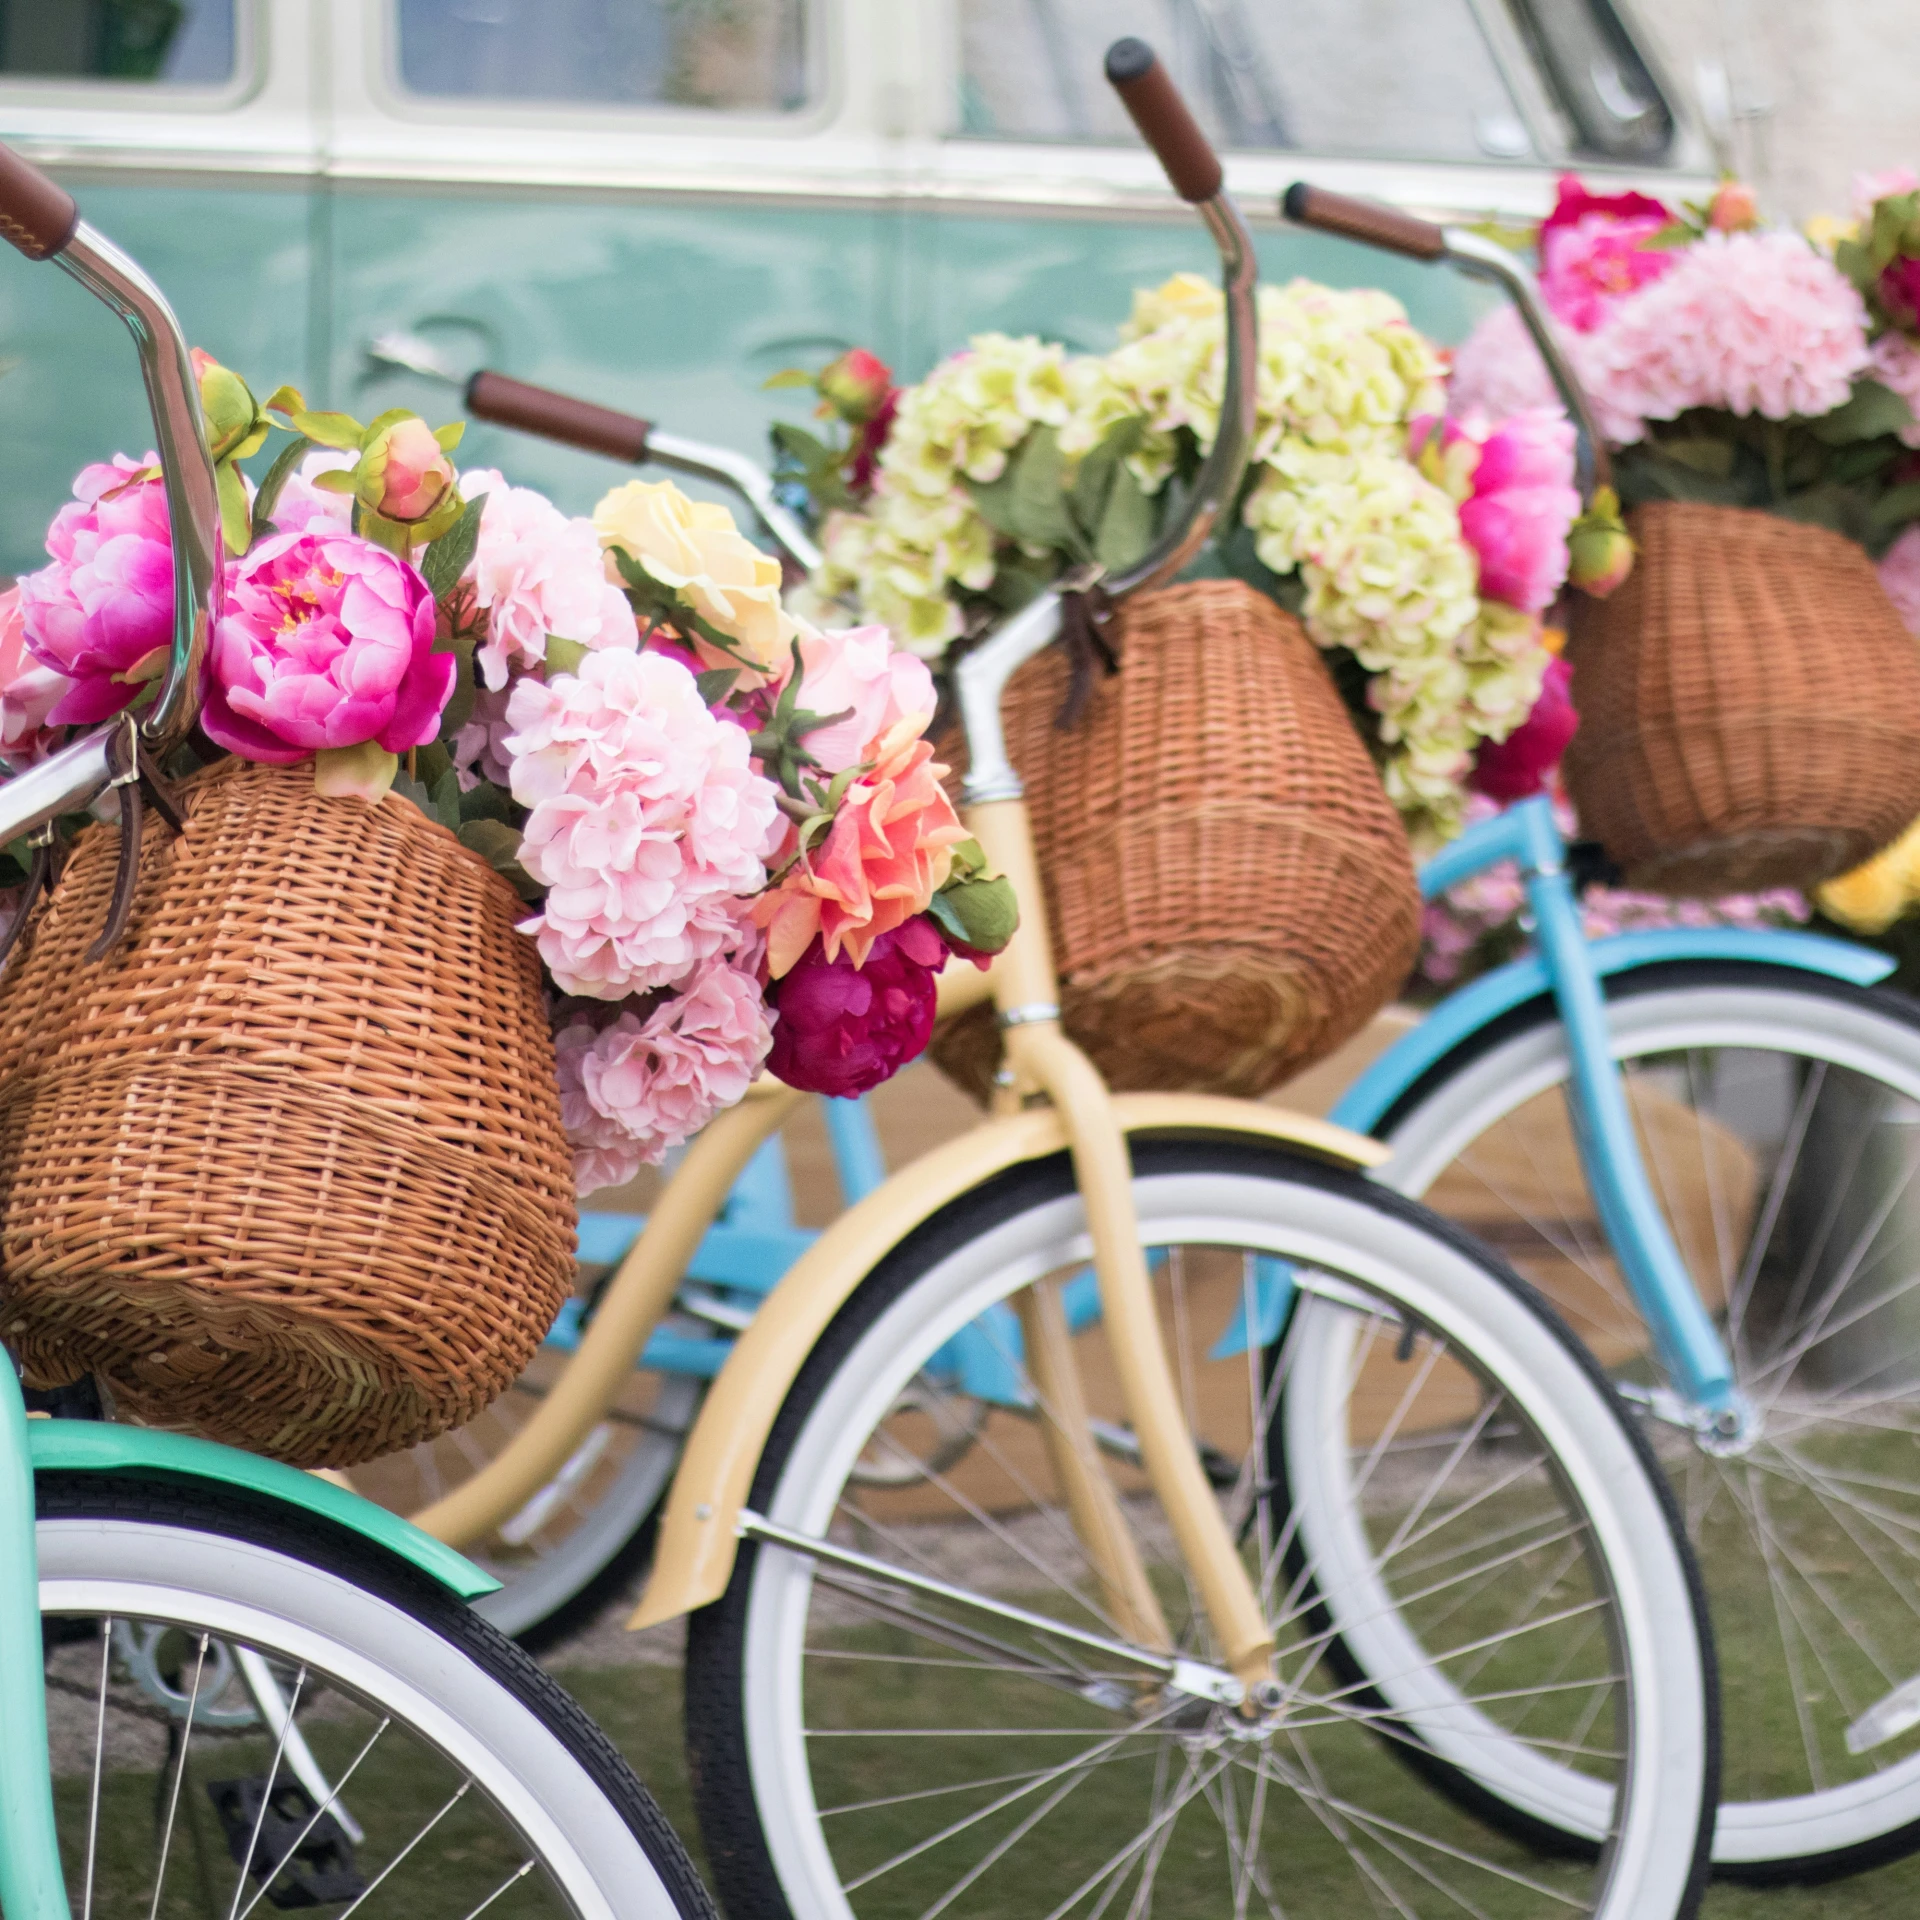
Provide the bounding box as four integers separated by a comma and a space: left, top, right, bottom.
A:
375, 43, 1717, 1920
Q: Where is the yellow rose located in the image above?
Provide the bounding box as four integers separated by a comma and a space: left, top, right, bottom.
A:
593, 478, 797, 681
1817, 816, 1920, 933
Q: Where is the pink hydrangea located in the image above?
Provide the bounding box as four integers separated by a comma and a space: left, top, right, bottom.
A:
1879, 524, 1920, 636
1871, 333, 1920, 449
791, 623, 936, 774
202, 529, 453, 763
460, 469, 637, 690
1447, 304, 1646, 447
1443, 408, 1579, 614
19, 451, 173, 725
451, 682, 516, 790
1601, 231, 1870, 426
506, 648, 781, 999
554, 950, 773, 1195
0, 584, 73, 768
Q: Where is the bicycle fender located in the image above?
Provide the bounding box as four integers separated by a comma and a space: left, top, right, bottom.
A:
29, 1420, 499, 1599
630, 1094, 1384, 1629
1332, 926, 1896, 1135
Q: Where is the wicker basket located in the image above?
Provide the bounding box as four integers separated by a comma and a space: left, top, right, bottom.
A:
933, 579, 1420, 1100
1564, 502, 1920, 895
0, 758, 577, 1468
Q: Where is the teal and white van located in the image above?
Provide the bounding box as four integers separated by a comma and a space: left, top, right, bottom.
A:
0, 0, 1710, 571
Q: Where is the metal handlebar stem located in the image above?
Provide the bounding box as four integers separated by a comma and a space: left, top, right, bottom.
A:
1433, 228, 1612, 503
641, 429, 823, 575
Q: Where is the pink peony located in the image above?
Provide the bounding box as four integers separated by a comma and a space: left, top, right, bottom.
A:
1540, 211, 1677, 333
1879, 524, 1920, 636
554, 950, 773, 1194
1448, 409, 1580, 614
766, 917, 945, 1097
460, 469, 637, 690
19, 451, 174, 725
506, 649, 781, 999
202, 529, 452, 764
1707, 180, 1760, 233
1855, 168, 1920, 217
268, 449, 355, 538
752, 717, 970, 977
1601, 231, 1870, 425
791, 623, 936, 774
1471, 654, 1577, 800
0, 585, 73, 767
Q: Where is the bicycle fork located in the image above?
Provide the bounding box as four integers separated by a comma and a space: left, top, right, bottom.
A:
1432, 797, 1749, 1443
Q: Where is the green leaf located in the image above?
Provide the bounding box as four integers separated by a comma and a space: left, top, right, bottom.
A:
310, 468, 359, 494
281, 407, 365, 451
1808, 378, 1915, 445
432, 420, 465, 452
457, 818, 541, 900
439, 643, 477, 738
545, 634, 590, 677
1006, 427, 1076, 555
430, 766, 463, 830
1092, 461, 1155, 573
1872, 482, 1920, 533
215, 462, 253, 560
929, 872, 1019, 953
763, 368, 819, 391
250, 432, 313, 542
416, 740, 453, 788
1651, 435, 1736, 478
695, 667, 740, 705
421, 492, 487, 600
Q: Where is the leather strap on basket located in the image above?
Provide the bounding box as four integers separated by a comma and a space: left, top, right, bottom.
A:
0, 826, 59, 971
85, 719, 186, 963
1054, 575, 1118, 731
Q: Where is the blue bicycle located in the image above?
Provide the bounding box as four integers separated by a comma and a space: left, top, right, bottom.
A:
365, 177, 1920, 1886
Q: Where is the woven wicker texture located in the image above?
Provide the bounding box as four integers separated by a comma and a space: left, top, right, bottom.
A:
0, 757, 577, 1467
1565, 502, 1920, 895
933, 580, 1420, 1099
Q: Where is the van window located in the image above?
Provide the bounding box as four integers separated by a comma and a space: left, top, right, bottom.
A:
396, 0, 811, 113
959, 0, 1550, 163
0, 0, 234, 84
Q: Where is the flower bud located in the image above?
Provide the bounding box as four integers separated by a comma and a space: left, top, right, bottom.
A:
1707, 179, 1760, 233
363, 415, 457, 524
818, 348, 893, 424
1567, 488, 1635, 598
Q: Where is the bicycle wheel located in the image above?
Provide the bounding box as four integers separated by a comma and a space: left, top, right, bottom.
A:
1372, 959, 1920, 1878
34, 1471, 713, 1919
684, 1140, 1716, 1920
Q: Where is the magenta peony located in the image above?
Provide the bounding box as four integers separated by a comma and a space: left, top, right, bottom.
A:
1451, 409, 1579, 614
0, 584, 72, 768
1537, 176, 1677, 334
1470, 654, 1577, 801
765, 916, 946, 1097
790, 623, 936, 774
1601, 231, 1870, 425
766, 916, 944, 1096
461, 468, 637, 690
553, 949, 773, 1194
1879, 524, 1920, 636
505, 648, 781, 999
1882, 257, 1920, 332
202, 529, 452, 764
19, 451, 174, 725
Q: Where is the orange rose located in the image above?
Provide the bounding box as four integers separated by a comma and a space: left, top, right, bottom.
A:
754, 717, 969, 977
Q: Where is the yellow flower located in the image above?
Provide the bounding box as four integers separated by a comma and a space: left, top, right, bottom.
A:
593, 478, 797, 681
1817, 816, 1920, 933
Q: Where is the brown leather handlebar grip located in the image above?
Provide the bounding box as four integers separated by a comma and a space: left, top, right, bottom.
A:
1104, 38, 1223, 204
464, 369, 652, 464
0, 140, 77, 261
1283, 182, 1446, 261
